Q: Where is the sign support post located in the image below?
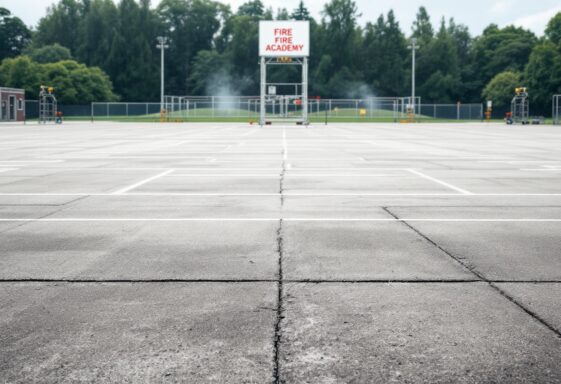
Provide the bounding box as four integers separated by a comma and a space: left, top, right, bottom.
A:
259, 21, 310, 126
260, 56, 266, 125
302, 56, 308, 124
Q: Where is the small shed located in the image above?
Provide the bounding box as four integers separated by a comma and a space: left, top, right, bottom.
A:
0, 87, 25, 122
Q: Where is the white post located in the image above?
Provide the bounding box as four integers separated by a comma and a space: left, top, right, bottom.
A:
303, 57, 309, 125
260, 57, 266, 125
409, 38, 418, 116
157, 37, 169, 112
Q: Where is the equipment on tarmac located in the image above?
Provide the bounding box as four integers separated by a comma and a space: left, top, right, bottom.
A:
39, 86, 57, 124
506, 88, 545, 125
507, 87, 529, 125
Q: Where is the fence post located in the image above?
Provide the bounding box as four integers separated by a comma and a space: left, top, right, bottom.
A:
457, 102, 460, 120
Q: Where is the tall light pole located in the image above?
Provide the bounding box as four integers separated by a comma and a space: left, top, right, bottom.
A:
408, 37, 419, 115
156, 36, 169, 112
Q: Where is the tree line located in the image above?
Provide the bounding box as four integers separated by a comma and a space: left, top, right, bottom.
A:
1, 0, 561, 113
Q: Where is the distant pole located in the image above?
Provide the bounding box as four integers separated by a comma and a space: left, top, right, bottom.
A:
156, 36, 169, 112
408, 37, 419, 113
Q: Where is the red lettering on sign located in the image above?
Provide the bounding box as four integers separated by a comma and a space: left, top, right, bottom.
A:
274, 28, 293, 36
265, 44, 305, 52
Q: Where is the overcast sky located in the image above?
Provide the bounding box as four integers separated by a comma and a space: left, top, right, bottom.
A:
4, 0, 561, 36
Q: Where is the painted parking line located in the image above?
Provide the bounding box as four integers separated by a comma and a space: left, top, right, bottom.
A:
112, 169, 175, 195
0, 218, 560, 222
2, 193, 561, 197
407, 168, 473, 195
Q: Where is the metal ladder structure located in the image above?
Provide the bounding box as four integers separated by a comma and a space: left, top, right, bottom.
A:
39, 86, 57, 124
509, 87, 529, 125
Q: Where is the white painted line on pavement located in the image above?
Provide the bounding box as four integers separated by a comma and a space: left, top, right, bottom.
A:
240, 129, 259, 137
166, 174, 398, 177
113, 169, 175, 195
0, 160, 64, 163
2, 193, 561, 197
521, 169, 561, 172
0, 218, 560, 222
407, 168, 473, 195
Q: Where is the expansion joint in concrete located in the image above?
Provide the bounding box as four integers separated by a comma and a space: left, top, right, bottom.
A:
382, 206, 561, 339
273, 219, 285, 383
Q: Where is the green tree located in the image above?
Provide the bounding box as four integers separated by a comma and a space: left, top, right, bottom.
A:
0, 56, 41, 95
0, 55, 117, 103
291, 1, 310, 21
0, 7, 32, 60
158, 0, 225, 95
188, 50, 232, 95
363, 10, 408, 96
237, 0, 264, 17
545, 12, 561, 45
471, 24, 537, 93
482, 71, 521, 109
447, 18, 478, 101
25, 43, 73, 63
107, 0, 159, 101
418, 18, 462, 102
35, 0, 87, 55
412, 6, 434, 44
76, 0, 119, 68
224, 15, 260, 94
320, 0, 361, 81
525, 14, 561, 114
276, 8, 290, 20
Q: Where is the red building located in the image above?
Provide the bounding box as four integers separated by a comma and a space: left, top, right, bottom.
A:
0, 87, 25, 122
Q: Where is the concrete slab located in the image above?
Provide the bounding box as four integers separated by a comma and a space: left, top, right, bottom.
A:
0, 221, 279, 280
0, 282, 276, 383
2, 122, 561, 381
284, 174, 458, 194
283, 221, 474, 280
52, 195, 281, 219
280, 282, 561, 383
136, 174, 281, 194
283, 196, 391, 219
0, 170, 168, 194
497, 283, 561, 332
387, 207, 561, 280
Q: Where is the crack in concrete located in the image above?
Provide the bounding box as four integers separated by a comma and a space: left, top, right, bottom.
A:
273, 130, 287, 384
0, 196, 89, 235
382, 206, 561, 339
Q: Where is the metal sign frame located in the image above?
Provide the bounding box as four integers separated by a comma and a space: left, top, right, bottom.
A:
259, 21, 309, 126
260, 57, 308, 125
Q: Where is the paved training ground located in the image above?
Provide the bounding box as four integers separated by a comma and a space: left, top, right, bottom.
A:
1, 121, 561, 383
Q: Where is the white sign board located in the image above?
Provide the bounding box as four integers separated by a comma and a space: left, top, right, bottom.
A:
259, 21, 310, 57
268, 86, 277, 95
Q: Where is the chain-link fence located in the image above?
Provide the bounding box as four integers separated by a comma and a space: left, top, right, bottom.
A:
25, 100, 91, 121
22, 98, 483, 123
89, 98, 483, 123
